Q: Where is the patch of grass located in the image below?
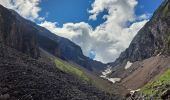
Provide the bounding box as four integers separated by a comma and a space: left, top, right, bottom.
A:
54, 58, 89, 81
162, 2, 170, 17
141, 69, 170, 98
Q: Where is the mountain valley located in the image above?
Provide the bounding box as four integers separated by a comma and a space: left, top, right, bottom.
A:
0, 0, 170, 100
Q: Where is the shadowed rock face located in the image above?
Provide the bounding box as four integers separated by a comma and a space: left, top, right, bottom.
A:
109, 0, 170, 77
0, 5, 39, 59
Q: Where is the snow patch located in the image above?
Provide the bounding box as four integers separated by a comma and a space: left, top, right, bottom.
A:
128, 89, 141, 95
100, 66, 121, 84
125, 61, 133, 69
100, 66, 112, 78
107, 78, 121, 84
157, 52, 162, 56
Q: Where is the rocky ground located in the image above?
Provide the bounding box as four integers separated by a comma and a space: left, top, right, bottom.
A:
121, 55, 170, 90
0, 43, 122, 100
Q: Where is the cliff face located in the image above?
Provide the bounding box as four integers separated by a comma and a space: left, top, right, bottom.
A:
0, 5, 39, 58
109, 0, 170, 77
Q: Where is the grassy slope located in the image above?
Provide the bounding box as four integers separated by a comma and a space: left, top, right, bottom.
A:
141, 69, 170, 99
54, 58, 89, 81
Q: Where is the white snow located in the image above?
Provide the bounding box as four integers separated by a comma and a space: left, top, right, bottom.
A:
107, 78, 121, 84
157, 52, 162, 56
100, 66, 121, 84
100, 66, 112, 78
125, 61, 133, 69
128, 89, 141, 95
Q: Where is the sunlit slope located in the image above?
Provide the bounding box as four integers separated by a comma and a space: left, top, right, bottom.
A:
141, 68, 170, 99
54, 58, 89, 81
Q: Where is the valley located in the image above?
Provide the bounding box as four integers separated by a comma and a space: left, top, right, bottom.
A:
0, 0, 170, 100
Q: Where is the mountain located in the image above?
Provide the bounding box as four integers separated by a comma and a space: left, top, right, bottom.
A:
104, 0, 170, 99
108, 0, 170, 78
36, 26, 106, 72
0, 4, 123, 100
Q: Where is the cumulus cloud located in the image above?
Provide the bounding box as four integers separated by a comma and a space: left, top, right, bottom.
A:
89, 0, 138, 21
40, 0, 149, 63
0, 0, 41, 20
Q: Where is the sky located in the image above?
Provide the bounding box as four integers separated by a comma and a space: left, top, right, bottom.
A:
0, 0, 163, 63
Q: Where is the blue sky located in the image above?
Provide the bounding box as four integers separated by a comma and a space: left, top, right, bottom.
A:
38, 0, 163, 28
0, 0, 164, 62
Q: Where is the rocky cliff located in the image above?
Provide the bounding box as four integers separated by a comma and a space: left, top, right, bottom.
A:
0, 5, 39, 59
109, 0, 170, 78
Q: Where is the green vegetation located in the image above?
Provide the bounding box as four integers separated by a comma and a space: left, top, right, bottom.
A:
162, 2, 170, 17
141, 69, 170, 98
153, 0, 169, 18
54, 58, 89, 81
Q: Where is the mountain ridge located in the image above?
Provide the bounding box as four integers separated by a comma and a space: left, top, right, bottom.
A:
108, 0, 170, 78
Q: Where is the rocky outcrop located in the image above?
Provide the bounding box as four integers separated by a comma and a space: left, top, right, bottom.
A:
109, 0, 170, 78
0, 5, 39, 58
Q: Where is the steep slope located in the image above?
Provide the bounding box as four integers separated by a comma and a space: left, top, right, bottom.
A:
121, 55, 170, 90
108, 0, 170, 78
141, 68, 170, 99
0, 5, 39, 59
0, 43, 121, 100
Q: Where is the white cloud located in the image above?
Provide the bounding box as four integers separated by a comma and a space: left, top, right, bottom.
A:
137, 13, 152, 21
89, 0, 138, 21
0, 0, 41, 20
